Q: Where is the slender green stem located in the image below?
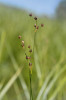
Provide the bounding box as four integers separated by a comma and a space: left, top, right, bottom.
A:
31, 75, 33, 100
33, 20, 37, 53
30, 74, 31, 100
29, 19, 38, 100
29, 71, 33, 100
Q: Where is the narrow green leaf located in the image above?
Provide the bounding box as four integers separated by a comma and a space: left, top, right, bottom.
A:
49, 77, 66, 100
0, 67, 22, 100
14, 82, 22, 100
6, 42, 30, 100
42, 65, 66, 100
0, 31, 6, 62
34, 47, 41, 79
36, 51, 65, 100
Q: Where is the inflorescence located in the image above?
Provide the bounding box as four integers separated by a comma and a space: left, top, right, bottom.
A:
18, 35, 32, 74
18, 13, 44, 100
29, 13, 44, 32
18, 13, 44, 74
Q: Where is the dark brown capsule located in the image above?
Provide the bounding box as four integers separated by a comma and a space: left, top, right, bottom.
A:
29, 13, 32, 17
21, 44, 24, 47
29, 49, 32, 53
28, 45, 30, 48
36, 26, 39, 29
18, 35, 21, 39
34, 17, 37, 20
26, 56, 31, 59
34, 24, 36, 28
41, 24, 44, 27
29, 63, 32, 66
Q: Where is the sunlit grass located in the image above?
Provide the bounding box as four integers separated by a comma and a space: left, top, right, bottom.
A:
0, 4, 66, 100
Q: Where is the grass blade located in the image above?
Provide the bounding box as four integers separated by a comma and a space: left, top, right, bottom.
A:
36, 51, 65, 100
49, 77, 66, 100
34, 47, 41, 79
0, 31, 6, 62
6, 42, 30, 100
42, 64, 66, 100
0, 67, 22, 100
14, 82, 22, 100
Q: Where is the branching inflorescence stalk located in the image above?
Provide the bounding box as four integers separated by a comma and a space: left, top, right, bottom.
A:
18, 13, 44, 100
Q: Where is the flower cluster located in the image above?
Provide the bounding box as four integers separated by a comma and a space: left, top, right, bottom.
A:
29, 13, 44, 32
18, 13, 44, 74
18, 35, 32, 74
18, 13, 44, 100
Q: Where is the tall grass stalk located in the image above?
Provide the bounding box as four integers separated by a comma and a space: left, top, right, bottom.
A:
36, 50, 65, 100
29, 71, 33, 100
0, 31, 6, 63
6, 42, 30, 100
33, 19, 41, 79
18, 33, 33, 100
49, 77, 66, 100
43, 64, 66, 100
0, 67, 22, 100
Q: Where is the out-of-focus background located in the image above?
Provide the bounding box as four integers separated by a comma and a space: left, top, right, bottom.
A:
0, 0, 66, 100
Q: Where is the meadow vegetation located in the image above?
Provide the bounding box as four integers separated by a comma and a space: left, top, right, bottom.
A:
0, 4, 66, 100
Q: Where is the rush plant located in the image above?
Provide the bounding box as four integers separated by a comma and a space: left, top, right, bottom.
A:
18, 13, 44, 100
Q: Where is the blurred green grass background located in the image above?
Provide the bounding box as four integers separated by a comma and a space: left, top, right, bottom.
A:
0, 4, 66, 100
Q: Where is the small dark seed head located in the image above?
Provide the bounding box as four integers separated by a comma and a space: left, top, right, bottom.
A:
29, 63, 32, 66
36, 26, 39, 29
29, 13, 32, 17
28, 45, 30, 48
21, 44, 24, 48
34, 17, 37, 20
29, 49, 32, 53
34, 24, 36, 28
26, 56, 31, 59
18, 35, 21, 39
41, 24, 44, 27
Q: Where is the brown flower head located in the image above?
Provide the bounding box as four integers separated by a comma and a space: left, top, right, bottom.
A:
28, 45, 30, 48
18, 35, 21, 39
29, 49, 32, 53
29, 13, 32, 17
34, 24, 36, 28
29, 63, 32, 66
21, 44, 24, 48
26, 56, 31, 59
36, 26, 39, 29
34, 17, 37, 20
41, 24, 44, 27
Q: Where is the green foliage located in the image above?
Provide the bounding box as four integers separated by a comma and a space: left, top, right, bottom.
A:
0, 4, 66, 100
